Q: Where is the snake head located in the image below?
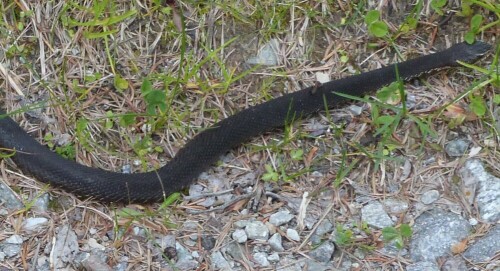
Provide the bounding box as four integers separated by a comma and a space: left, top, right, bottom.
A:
447, 41, 492, 65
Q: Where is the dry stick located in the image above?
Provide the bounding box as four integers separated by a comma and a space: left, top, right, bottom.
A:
296, 201, 336, 252
183, 189, 234, 201
0, 63, 24, 96
185, 192, 256, 214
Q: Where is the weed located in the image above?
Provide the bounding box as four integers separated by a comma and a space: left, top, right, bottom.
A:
438, 44, 499, 130
335, 224, 355, 247
43, 133, 76, 160
382, 224, 413, 249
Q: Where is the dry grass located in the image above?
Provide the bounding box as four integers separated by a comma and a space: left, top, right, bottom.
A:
0, 0, 498, 270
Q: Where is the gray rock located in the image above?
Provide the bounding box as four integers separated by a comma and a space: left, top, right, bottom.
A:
468, 217, 478, 226
268, 233, 284, 252
234, 220, 250, 228
278, 256, 304, 271
5, 235, 22, 244
73, 252, 90, 267
233, 172, 256, 187
211, 251, 231, 270
348, 105, 363, 116
232, 229, 247, 243
420, 190, 440, 204
225, 243, 244, 261
268, 252, 279, 262
22, 217, 49, 233
87, 238, 105, 251
304, 216, 318, 230
406, 261, 439, 271
459, 159, 500, 222
121, 164, 131, 174
114, 257, 129, 271
305, 259, 330, 271
383, 198, 409, 214
132, 226, 146, 237
269, 210, 295, 226
246, 39, 279, 66
188, 184, 205, 197
380, 242, 409, 256
182, 221, 199, 231
286, 229, 300, 242
315, 220, 333, 236
175, 258, 198, 270
445, 138, 469, 157
52, 225, 79, 269
442, 256, 467, 271
409, 210, 470, 261
33, 193, 50, 212
176, 242, 193, 263
201, 235, 216, 250
361, 201, 394, 229
253, 252, 270, 267
0, 181, 23, 210
310, 234, 322, 245
2, 243, 21, 258
463, 224, 500, 263
158, 235, 176, 250
80, 253, 112, 271
245, 221, 269, 240
308, 241, 335, 262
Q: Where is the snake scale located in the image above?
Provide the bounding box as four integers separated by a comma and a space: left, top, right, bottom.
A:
0, 41, 491, 203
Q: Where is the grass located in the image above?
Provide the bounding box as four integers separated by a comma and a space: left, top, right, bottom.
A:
0, 0, 498, 270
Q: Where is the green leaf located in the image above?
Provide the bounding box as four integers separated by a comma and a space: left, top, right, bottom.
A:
374, 115, 395, 125
84, 72, 102, 83
160, 192, 180, 208
469, 95, 486, 116
55, 144, 76, 159
43, 133, 55, 149
161, 7, 172, 15
117, 207, 143, 218
335, 225, 354, 246
464, 31, 475, 44
291, 149, 303, 160
407, 17, 418, 29
141, 78, 153, 93
431, 0, 447, 14
369, 21, 388, 37
394, 238, 404, 249
262, 164, 279, 182
0, 148, 16, 158
340, 55, 349, 63
144, 90, 167, 115
460, 2, 473, 16
120, 113, 136, 126
493, 94, 500, 105
114, 74, 129, 91
400, 224, 413, 238
76, 118, 89, 132
83, 29, 119, 39
377, 82, 400, 102
381, 227, 399, 242
470, 14, 483, 32
141, 79, 167, 115
365, 10, 380, 25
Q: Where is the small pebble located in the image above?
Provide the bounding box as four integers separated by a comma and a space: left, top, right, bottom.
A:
286, 229, 300, 242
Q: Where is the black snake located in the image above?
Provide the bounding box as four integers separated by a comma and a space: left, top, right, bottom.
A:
0, 41, 491, 203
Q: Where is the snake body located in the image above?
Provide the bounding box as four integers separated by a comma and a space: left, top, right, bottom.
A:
0, 41, 491, 203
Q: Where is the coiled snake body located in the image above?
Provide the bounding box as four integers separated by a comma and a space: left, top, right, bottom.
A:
0, 42, 491, 203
